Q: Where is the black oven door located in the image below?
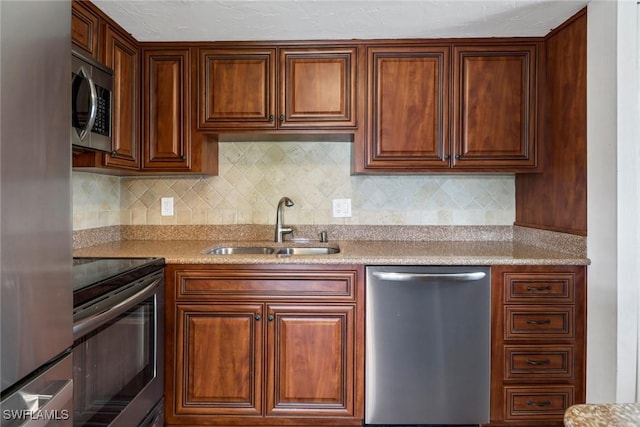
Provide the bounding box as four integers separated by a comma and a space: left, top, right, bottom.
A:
72, 272, 164, 427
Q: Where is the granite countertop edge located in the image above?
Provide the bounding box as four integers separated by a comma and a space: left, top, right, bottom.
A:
72, 239, 590, 266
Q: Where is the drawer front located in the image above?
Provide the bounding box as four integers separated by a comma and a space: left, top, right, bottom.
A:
505, 306, 574, 339
505, 386, 574, 421
505, 272, 575, 304
505, 346, 573, 379
175, 268, 357, 301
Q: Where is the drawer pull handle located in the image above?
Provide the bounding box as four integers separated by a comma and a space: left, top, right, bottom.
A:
527, 399, 552, 407
526, 359, 551, 366
526, 319, 551, 325
527, 285, 552, 291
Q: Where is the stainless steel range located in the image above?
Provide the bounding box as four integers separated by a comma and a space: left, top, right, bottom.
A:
72, 257, 165, 427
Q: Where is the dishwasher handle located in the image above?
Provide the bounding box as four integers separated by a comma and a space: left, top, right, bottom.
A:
371, 271, 486, 282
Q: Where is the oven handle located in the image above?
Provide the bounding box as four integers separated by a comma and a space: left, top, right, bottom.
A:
73, 276, 161, 339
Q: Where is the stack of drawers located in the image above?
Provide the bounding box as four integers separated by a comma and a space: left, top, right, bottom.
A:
489, 265, 587, 427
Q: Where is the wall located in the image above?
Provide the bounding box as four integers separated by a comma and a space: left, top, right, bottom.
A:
586, 0, 640, 404
72, 141, 516, 231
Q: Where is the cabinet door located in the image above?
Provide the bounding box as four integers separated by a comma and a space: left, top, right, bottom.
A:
363, 46, 450, 171
198, 48, 277, 130
452, 44, 537, 169
174, 304, 264, 416
102, 26, 140, 170
279, 47, 357, 129
142, 49, 191, 170
71, 0, 99, 59
266, 304, 356, 417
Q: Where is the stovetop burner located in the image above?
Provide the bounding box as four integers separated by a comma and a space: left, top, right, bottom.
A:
72, 257, 165, 308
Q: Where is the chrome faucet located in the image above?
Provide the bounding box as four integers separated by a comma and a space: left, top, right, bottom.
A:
274, 197, 294, 243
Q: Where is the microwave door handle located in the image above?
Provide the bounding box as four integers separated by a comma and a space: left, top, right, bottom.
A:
73, 277, 161, 339
78, 65, 98, 140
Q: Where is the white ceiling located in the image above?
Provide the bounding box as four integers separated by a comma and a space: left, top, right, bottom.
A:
92, 0, 589, 42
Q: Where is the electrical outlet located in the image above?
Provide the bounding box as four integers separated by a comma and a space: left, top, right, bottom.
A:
161, 197, 174, 216
332, 199, 352, 218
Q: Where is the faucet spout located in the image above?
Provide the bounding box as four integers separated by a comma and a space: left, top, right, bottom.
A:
274, 197, 294, 243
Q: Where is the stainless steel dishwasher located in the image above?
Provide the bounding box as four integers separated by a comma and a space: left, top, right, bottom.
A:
365, 265, 491, 426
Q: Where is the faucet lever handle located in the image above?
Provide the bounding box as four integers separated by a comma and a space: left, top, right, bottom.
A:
319, 230, 328, 243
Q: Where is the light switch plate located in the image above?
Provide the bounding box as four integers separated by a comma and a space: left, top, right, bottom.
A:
161, 197, 174, 216
332, 199, 352, 218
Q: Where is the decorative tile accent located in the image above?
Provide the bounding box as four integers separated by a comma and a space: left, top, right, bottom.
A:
73, 141, 516, 230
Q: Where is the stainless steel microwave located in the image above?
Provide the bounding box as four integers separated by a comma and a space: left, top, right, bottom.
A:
72, 51, 113, 153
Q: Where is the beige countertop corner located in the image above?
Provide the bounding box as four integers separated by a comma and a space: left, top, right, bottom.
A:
564, 403, 640, 427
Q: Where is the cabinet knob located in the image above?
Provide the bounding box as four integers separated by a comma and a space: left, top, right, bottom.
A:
268, 114, 274, 122
181, 155, 187, 161
110, 151, 117, 157
455, 154, 461, 160
255, 314, 261, 321
278, 114, 285, 121
444, 154, 450, 160
267, 315, 274, 321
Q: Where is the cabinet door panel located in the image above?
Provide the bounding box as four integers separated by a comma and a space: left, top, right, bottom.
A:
365, 46, 450, 170
102, 26, 139, 170
143, 49, 190, 170
453, 45, 537, 168
198, 48, 276, 129
280, 48, 356, 128
266, 305, 355, 417
71, 1, 99, 59
174, 304, 263, 416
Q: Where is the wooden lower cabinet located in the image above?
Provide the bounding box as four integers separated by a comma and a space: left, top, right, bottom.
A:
165, 264, 364, 426
488, 265, 586, 427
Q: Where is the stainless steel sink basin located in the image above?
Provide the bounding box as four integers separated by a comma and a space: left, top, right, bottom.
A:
276, 247, 340, 255
204, 245, 340, 255
205, 246, 275, 255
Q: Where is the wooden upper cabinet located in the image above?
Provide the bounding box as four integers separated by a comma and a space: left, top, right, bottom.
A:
102, 26, 140, 170
197, 46, 357, 131
142, 48, 191, 170
452, 44, 538, 169
279, 47, 356, 128
71, 0, 100, 59
363, 46, 450, 171
198, 48, 277, 129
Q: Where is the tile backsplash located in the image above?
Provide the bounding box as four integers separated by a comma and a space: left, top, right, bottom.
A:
72, 141, 515, 231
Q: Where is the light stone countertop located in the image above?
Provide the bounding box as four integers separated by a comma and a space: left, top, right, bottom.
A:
72, 239, 589, 265
564, 403, 640, 426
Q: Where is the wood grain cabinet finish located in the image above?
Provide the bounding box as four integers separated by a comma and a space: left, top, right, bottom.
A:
452, 44, 538, 170
197, 46, 357, 131
356, 42, 539, 173
489, 265, 586, 427
101, 26, 140, 170
166, 264, 364, 426
71, 0, 100, 59
363, 46, 450, 171
142, 49, 191, 170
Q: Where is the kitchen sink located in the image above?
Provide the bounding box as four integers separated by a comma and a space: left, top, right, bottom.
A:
203, 245, 340, 255
205, 246, 275, 255
276, 247, 340, 255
